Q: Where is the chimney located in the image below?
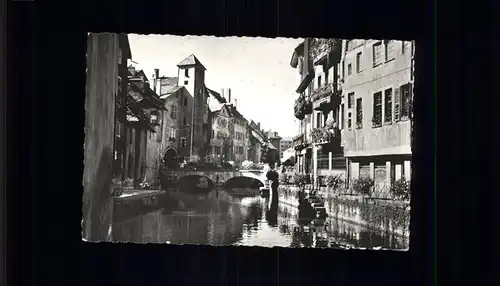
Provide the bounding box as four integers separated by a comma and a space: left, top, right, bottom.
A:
226, 88, 232, 103
220, 89, 225, 101
153, 69, 159, 92
257, 122, 261, 129
234, 98, 238, 108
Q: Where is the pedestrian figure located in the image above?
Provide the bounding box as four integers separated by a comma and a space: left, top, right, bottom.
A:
215, 174, 219, 185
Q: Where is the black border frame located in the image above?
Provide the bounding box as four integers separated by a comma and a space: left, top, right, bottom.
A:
9, 0, 486, 284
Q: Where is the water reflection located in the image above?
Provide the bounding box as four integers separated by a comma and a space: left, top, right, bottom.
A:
112, 188, 409, 249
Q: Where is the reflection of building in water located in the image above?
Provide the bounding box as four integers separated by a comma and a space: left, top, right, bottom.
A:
140, 211, 160, 242
324, 217, 408, 249
113, 215, 145, 242
277, 203, 299, 232
113, 210, 166, 243
161, 212, 210, 244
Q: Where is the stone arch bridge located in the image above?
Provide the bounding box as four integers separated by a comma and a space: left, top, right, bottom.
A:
161, 169, 268, 189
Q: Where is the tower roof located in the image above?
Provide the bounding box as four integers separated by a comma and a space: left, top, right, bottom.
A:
177, 54, 206, 71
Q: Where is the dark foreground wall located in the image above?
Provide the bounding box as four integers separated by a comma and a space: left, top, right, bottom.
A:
82, 33, 120, 241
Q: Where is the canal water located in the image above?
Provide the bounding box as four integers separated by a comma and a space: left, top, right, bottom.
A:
112, 188, 409, 250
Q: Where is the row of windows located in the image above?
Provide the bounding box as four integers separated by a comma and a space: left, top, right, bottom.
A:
235, 131, 245, 140
343, 40, 412, 78
211, 145, 245, 155
214, 131, 230, 139
235, 119, 246, 127
236, 146, 245, 155
344, 83, 412, 131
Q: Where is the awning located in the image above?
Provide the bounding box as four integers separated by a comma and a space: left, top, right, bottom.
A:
296, 70, 315, 94
314, 101, 333, 113
281, 155, 295, 164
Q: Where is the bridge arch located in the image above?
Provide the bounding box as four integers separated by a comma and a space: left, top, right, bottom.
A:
235, 170, 268, 187
223, 176, 264, 189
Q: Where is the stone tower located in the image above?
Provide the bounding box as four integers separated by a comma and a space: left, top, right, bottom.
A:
176, 55, 209, 160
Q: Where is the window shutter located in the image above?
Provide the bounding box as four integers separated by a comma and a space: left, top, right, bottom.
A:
394, 86, 401, 122
408, 82, 413, 119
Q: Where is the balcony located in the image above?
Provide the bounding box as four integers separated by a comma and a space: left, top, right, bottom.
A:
309, 38, 342, 65
294, 95, 313, 120
292, 133, 311, 152
310, 126, 341, 145
310, 82, 342, 103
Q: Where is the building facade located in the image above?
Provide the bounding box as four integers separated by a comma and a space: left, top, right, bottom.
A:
150, 55, 222, 166
84, 33, 132, 241
265, 130, 282, 168
175, 55, 211, 162
290, 38, 344, 184
248, 121, 266, 163
113, 66, 165, 187
339, 39, 414, 194
280, 138, 293, 158
209, 103, 249, 164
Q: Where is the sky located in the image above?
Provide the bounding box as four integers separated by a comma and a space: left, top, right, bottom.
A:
127, 34, 303, 138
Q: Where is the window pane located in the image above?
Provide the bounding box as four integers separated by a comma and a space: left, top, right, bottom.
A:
373, 42, 383, 66
384, 89, 393, 123
348, 92, 354, 108
373, 92, 382, 127
401, 84, 411, 118
356, 98, 363, 129
385, 40, 395, 61
356, 52, 362, 72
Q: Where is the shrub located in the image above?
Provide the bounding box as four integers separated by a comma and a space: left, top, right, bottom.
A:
325, 174, 344, 189
241, 160, 254, 170
390, 178, 411, 201
232, 162, 242, 170
279, 172, 292, 185
352, 177, 374, 196
291, 173, 308, 186
220, 162, 233, 169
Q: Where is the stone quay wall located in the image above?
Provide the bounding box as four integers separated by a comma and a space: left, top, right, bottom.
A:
277, 185, 411, 238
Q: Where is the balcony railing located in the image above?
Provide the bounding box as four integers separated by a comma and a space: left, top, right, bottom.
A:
292, 133, 311, 151
294, 95, 313, 120
310, 126, 341, 145
292, 133, 304, 144
309, 38, 342, 65
310, 82, 341, 103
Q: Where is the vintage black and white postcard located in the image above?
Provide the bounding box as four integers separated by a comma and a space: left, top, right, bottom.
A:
82, 34, 413, 251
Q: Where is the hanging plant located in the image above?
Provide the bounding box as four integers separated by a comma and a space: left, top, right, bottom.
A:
311, 126, 340, 144
325, 174, 344, 190
390, 178, 411, 201
372, 113, 382, 127
309, 38, 342, 62
310, 128, 324, 143
294, 95, 313, 120
325, 118, 336, 129
351, 177, 374, 196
